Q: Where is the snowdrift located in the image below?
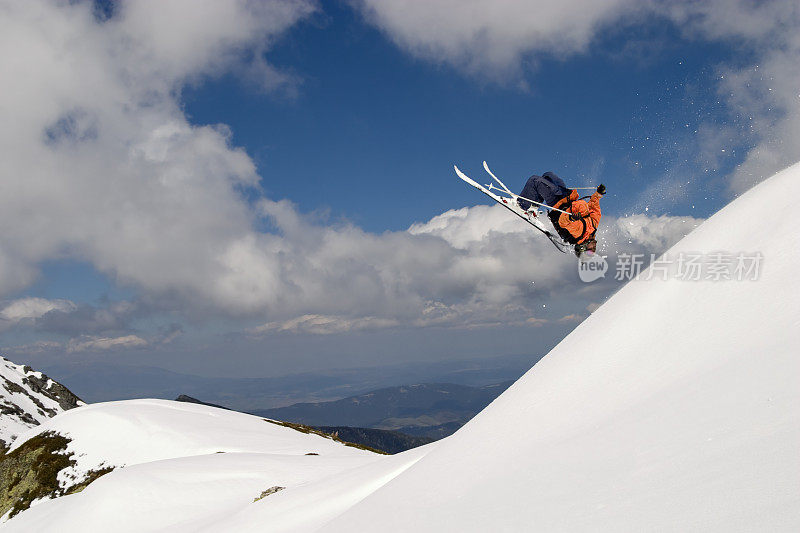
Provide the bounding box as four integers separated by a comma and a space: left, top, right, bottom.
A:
320, 163, 800, 531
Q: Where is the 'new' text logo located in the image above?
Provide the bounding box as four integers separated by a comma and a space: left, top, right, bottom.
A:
578, 254, 608, 282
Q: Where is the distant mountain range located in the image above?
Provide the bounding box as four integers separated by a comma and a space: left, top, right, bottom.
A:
175, 394, 436, 454
39, 353, 540, 411
253, 382, 513, 439
316, 427, 433, 455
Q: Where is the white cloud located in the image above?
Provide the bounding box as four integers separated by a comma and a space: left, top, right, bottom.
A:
66, 334, 149, 353
526, 317, 548, 327
0, 297, 77, 326
352, 0, 638, 78
0, 0, 314, 301
251, 314, 400, 336
721, 33, 800, 194
5, 334, 151, 355
653, 1, 800, 194
609, 214, 701, 251
3, 324, 183, 355
246, 202, 701, 330
0, 0, 712, 337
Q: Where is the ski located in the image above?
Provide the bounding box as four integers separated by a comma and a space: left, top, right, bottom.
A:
454, 165, 571, 254
482, 160, 514, 195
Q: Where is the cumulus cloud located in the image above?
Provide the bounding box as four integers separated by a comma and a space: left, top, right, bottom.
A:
629, 1, 800, 195
351, 0, 638, 78
0, 0, 710, 342
0, 0, 314, 302
703, 6, 800, 193
244, 201, 701, 330
0, 297, 77, 328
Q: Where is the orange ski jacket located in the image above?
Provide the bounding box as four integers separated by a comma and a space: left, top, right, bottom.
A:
553, 190, 602, 244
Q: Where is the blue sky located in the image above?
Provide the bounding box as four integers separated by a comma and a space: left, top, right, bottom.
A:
1, 0, 797, 380
184, 3, 735, 230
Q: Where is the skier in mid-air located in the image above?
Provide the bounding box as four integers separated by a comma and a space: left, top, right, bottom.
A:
517, 172, 606, 256
453, 162, 603, 256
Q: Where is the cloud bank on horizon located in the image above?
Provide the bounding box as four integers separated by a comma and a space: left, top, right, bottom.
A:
0, 0, 797, 354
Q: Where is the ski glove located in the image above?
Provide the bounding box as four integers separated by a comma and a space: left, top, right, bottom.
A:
597, 184, 606, 195
569, 213, 582, 221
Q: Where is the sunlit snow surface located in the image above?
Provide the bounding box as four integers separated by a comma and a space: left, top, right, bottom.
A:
1, 399, 384, 531
4, 163, 800, 532
321, 163, 800, 531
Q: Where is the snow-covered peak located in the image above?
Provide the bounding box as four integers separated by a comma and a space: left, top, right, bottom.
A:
0, 355, 84, 449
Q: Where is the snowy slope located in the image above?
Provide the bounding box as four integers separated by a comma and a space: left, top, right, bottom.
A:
1, 399, 381, 530
319, 163, 800, 531
0, 355, 84, 448
4, 163, 799, 532
7, 399, 376, 488
1, 452, 385, 532
1, 398, 434, 532
200, 444, 431, 532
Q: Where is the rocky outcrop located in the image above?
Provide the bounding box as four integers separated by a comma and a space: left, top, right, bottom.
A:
0, 356, 84, 449
0, 431, 112, 519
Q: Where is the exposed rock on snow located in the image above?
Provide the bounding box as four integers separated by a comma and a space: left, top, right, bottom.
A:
0, 356, 87, 518
0, 355, 84, 450
0, 431, 112, 519
254, 486, 285, 502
